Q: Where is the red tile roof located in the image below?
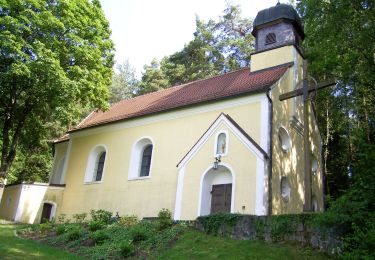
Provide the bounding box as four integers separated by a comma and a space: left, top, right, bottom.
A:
67, 62, 292, 134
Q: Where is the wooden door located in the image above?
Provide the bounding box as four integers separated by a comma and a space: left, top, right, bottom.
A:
210, 184, 232, 214
40, 203, 52, 223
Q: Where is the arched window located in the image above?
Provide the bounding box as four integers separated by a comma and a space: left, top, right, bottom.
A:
84, 145, 107, 183
94, 152, 106, 181
129, 137, 154, 179
280, 177, 291, 202
278, 127, 291, 152
140, 145, 153, 177
215, 132, 227, 156
265, 32, 276, 45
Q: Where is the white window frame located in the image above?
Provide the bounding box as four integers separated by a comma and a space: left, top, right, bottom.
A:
84, 145, 107, 184
128, 137, 154, 180
214, 130, 229, 157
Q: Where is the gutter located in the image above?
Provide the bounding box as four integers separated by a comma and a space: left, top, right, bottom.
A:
266, 90, 273, 216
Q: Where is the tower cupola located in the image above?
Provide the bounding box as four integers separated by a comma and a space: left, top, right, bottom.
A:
251, 3, 304, 52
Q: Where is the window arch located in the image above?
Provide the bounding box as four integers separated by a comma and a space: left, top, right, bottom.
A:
278, 127, 291, 152
265, 32, 276, 45
215, 131, 228, 156
84, 145, 107, 183
129, 137, 154, 179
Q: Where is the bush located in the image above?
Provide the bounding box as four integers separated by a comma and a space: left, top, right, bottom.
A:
130, 224, 149, 242
56, 225, 67, 235
72, 213, 87, 223
91, 230, 109, 245
119, 240, 134, 257
67, 226, 84, 241
90, 209, 112, 225
39, 222, 54, 233
88, 220, 104, 232
158, 208, 172, 230
118, 215, 138, 227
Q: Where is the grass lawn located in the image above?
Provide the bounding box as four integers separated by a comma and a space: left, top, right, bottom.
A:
0, 223, 332, 259
155, 229, 332, 260
0, 224, 82, 260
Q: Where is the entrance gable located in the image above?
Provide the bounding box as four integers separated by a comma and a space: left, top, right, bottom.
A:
177, 113, 268, 170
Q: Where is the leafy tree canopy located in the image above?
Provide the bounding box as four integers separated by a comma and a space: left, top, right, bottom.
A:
0, 0, 114, 194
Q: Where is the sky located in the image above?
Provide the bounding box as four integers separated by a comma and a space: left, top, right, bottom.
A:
99, 0, 291, 75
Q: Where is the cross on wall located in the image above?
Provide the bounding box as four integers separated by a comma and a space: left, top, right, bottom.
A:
279, 59, 335, 211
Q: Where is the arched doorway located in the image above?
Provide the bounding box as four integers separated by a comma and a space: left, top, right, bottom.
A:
40, 202, 55, 223
199, 165, 234, 216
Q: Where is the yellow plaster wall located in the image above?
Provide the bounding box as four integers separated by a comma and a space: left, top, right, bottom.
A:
60, 98, 263, 220
251, 45, 295, 71
0, 184, 65, 223
269, 52, 324, 214
50, 141, 68, 183
180, 123, 259, 220
0, 185, 22, 221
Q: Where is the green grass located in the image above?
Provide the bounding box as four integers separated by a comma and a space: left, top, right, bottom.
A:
154, 229, 332, 260
0, 224, 82, 260
1, 223, 332, 260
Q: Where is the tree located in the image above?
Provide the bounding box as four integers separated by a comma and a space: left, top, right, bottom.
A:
0, 0, 114, 200
109, 60, 137, 103
135, 59, 169, 95
297, 0, 375, 257
136, 4, 254, 94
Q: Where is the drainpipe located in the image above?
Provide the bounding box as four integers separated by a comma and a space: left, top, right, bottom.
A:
266, 90, 273, 216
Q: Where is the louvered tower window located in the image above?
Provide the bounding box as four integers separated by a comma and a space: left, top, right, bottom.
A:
265, 33, 276, 45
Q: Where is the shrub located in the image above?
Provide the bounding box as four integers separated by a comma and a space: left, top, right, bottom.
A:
72, 213, 87, 223
88, 220, 104, 232
39, 222, 54, 233
56, 225, 67, 235
118, 215, 138, 227
130, 224, 149, 242
67, 226, 84, 241
119, 240, 135, 257
90, 209, 112, 224
91, 230, 109, 245
158, 208, 172, 230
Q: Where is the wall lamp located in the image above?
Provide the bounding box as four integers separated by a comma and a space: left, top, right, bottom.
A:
213, 155, 221, 170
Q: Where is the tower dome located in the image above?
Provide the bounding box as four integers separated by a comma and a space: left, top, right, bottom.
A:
251, 3, 305, 52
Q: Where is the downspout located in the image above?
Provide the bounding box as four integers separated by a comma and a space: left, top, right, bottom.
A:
266, 90, 273, 216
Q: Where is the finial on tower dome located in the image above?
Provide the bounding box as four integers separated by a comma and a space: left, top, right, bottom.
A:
277, 0, 281, 5
251, 3, 305, 52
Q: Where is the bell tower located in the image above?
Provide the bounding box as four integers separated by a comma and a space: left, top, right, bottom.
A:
250, 3, 305, 71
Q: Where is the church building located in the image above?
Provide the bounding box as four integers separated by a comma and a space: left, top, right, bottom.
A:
0, 3, 324, 223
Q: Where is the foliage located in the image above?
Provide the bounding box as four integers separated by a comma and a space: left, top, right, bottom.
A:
88, 220, 104, 232
134, 4, 253, 96
297, 0, 375, 258
130, 222, 150, 242
119, 239, 135, 258
72, 213, 87, 224
157, 208, 172, 230
118, 215, 138, 227
197, 213, 242, 235
90, 209, 112, 225
56, 225, 66, 235
66, 226, 84, 241
109, 60, 137, 103
91, 230, 109, 245
56, 214, 67, 224
0, 0, 114, 190
39, 222, 54, 233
